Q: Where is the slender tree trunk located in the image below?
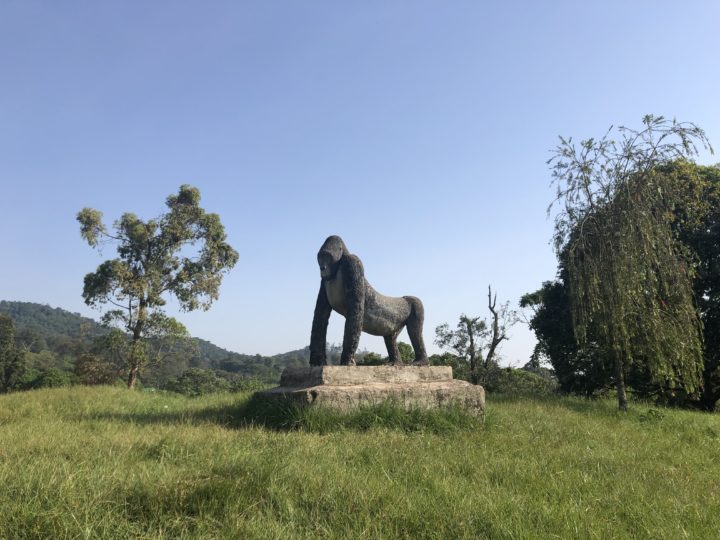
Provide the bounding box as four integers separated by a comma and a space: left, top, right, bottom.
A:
614, 356, 628, 411
466, 319, 478, 385
126, 303, 146, 390
483, 286, 508, 371
127, 365, 140, 390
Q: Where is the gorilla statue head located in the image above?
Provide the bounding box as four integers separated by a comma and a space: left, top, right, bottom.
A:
317, 235, 348, 279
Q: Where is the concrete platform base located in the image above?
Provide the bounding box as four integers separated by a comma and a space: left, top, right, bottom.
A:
256, 365, 485, 414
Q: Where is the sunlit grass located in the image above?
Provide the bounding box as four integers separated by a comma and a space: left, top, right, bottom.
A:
0, 386, 718, 539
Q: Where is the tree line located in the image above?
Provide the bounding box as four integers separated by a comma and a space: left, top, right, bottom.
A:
4, 118, 719, 410
522, 116, 719, 411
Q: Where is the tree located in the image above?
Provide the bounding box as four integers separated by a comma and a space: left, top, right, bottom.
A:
520, 278, 612, 396
77, 185, 238, 389
668, 161, 720, 410
397, 342, 415, 363
435, 286, 517, 385
165, 367, 231, 397
0, 314, 26, 392
549, 116, 712, 410
429, 352, 471, 382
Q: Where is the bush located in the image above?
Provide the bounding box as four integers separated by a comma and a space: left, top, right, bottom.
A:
74, 353, 120, 386
165, 368, 265, 397
18, 368, 73, 390
479, 365, 558, 396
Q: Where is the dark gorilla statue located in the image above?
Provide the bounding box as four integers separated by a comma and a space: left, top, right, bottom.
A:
309, 235, 429, 366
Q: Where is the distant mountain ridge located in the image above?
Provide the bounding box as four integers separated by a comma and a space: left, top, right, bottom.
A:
0, 300, 306, 359
0, 300, 312, 383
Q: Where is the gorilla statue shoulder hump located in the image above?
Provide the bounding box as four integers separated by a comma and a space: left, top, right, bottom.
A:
309, 235, 429, 366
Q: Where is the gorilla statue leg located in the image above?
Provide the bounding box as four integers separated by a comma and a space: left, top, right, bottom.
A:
384, 333, 402, 365
405, 296, 429, 365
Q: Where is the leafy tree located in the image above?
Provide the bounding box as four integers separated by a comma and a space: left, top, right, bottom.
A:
435, 286, 517, 385
480, 365, 558, 396
0, 315, 26, 392
668, 161, 720, 409
73, 351, 121, 385
32, 368, 73, 389
520, 278, 610, 396
356, 352, 384, 366
397, 342, 415, 363
77, 185, 238, 389
435, 315, 486, 384
548, 116, 712, 410
165, 368, 231, 396
429, 352, 471, 382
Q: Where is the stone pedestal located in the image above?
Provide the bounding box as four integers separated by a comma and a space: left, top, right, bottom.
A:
256, 365, 484, 414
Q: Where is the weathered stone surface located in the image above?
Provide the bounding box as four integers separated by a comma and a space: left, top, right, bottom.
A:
257, 366, 484, 414
280, 365, 452, 387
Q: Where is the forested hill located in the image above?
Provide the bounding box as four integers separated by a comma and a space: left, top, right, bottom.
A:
0, 300, 311, 383
0, 301, 108, 349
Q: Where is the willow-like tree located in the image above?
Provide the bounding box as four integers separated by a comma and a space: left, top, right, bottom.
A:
77, 185, 239, 389
549, 115, 712, 410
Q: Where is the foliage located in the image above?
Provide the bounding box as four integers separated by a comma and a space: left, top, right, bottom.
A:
31, 368, 73, 389
529, 161, 720, 410
14, 367, 73, 390
356, 351, 385, 366
429, 352, 471, 382
355, 344, 414, 365
548, 115, 712, 409
671, 162, 720, 409
73, 351, 121, 386
164, 368, 231, 396
479, 365, 558, 396
435, 287, 517, 384
0, 314, 26, 392
397, 342, 415, 362
164, 368, 265, 397
521, 279, 611, 395
77, 185, 238, 389
0, 300, 108, 351
1, 386, 719, 538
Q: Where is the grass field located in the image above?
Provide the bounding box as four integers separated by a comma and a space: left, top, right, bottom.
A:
0, 386, 719, 539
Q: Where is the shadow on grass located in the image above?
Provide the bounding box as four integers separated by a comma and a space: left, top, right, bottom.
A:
82, 394, 484, 435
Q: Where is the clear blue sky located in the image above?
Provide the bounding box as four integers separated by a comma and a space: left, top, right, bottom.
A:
1, 1, 718, 363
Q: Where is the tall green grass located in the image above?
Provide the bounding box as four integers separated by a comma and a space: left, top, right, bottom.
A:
0, 386, 718, 539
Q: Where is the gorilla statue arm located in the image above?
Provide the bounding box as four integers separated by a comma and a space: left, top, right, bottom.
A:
339, 252, 365, 365
309, 236, 366, 366
309, 285, 331, 365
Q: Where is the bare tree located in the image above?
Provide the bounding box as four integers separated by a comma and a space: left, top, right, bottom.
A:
435, 285, 517, 384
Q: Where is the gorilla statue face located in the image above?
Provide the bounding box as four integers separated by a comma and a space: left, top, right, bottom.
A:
317, 235, 346, 279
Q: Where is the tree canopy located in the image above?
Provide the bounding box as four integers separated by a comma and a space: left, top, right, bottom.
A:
546, 117, 715, 409
77, 185, 239, 389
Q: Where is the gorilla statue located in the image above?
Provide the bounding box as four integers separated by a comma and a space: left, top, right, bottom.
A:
309, 235, 429, 366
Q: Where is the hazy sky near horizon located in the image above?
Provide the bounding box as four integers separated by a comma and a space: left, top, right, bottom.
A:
1, 1, 719, 363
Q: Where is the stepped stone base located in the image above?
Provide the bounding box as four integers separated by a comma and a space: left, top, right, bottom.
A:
256, 366, 484, 414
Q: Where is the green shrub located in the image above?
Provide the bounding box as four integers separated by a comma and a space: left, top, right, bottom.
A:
165, 368, 265, 397
19, 367, 73, 389
480, 365, 558, 396
165, 368, 230, 396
